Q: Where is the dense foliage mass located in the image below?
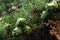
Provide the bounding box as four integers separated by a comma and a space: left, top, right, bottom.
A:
0, 0, 60, 40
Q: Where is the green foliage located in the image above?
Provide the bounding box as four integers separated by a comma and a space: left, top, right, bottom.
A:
24, 25, 32, 34
0, 0, 60, 40
41, 11, 48, 19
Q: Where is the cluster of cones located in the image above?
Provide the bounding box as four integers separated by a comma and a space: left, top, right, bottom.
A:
46, 20, 60, 40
